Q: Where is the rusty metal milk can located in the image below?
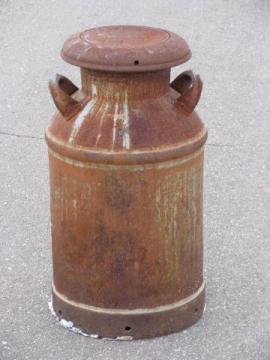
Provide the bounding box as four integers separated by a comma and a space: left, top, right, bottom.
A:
46, 25, 208, 339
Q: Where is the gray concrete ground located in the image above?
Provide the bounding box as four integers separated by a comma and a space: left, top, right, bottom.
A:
0, 0, 269, 359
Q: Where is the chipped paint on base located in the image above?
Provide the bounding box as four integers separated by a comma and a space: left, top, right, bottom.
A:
48, 298, 134, 340
116, 336, 134, 341
48, 298, 97, 338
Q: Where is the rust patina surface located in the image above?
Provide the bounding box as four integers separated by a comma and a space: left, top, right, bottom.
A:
46, 25, 208, 339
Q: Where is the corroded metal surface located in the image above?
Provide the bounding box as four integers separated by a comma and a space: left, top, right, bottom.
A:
61, 25, 191, 72
46, 25, 208, 339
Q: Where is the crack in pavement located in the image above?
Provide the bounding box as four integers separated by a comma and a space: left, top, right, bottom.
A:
207, 143, 234, 148
0, 131, 234, 148
0, 131, 43, 140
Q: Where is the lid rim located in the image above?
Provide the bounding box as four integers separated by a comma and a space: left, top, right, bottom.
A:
61, 49, 192, 72
61, 25, 192, 72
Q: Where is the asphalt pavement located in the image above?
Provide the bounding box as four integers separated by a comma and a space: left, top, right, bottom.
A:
0, 0, 269, 359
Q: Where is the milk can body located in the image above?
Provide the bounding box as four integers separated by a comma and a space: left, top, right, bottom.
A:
46, 26, 208, 339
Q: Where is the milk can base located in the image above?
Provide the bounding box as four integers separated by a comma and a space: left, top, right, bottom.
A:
51, 283, 205, 340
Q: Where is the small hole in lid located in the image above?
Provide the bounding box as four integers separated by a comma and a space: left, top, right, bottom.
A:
134, 60, 139, 65
125, 326, 132, 331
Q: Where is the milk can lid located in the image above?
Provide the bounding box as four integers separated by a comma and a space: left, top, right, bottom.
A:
61, 25, 191, 72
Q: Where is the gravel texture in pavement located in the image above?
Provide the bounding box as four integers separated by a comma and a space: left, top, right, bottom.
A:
0, 1, 269, 359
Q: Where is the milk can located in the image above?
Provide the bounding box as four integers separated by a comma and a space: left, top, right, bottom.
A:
46, 25, 208, 339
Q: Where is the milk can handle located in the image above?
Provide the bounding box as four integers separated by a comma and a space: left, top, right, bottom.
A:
49, 74, 80, 117
170, 70, 203, 114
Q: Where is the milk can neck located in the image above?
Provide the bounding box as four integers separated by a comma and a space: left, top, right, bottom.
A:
80, 68, 170, 101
